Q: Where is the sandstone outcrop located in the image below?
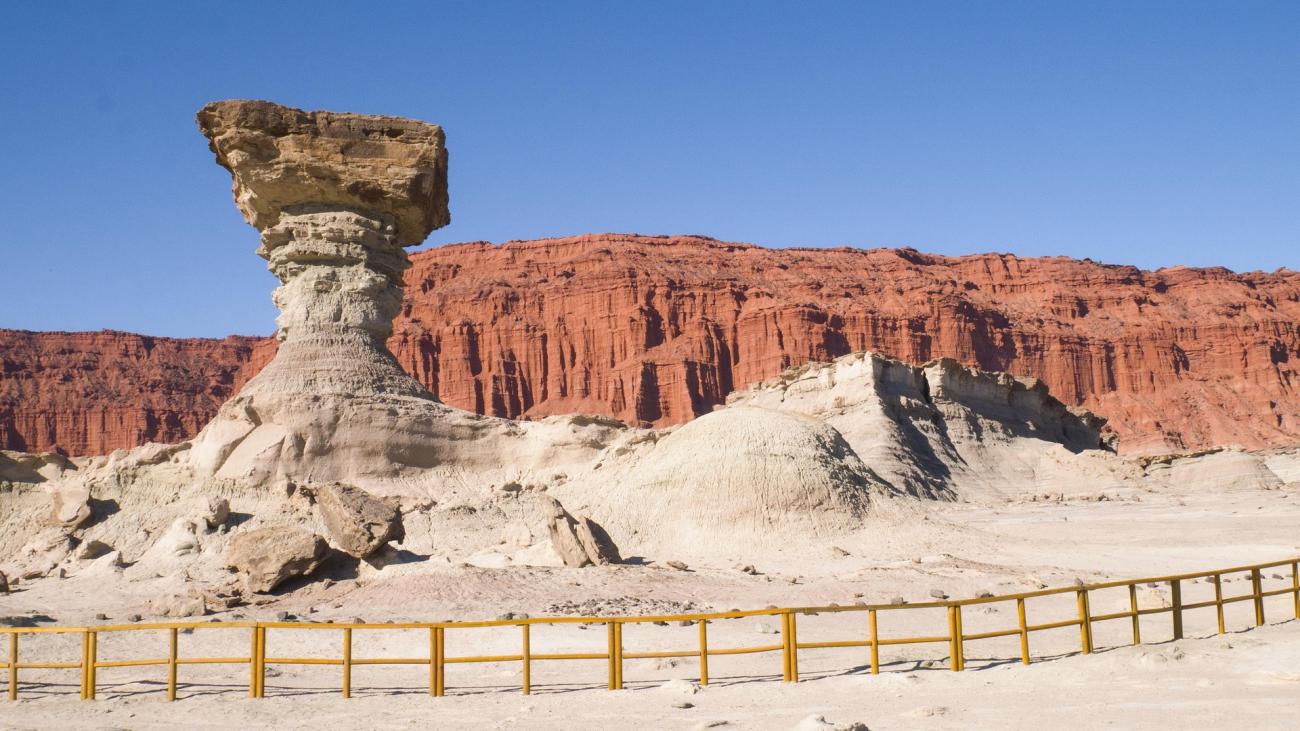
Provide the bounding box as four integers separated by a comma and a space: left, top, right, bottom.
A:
46, 483, 91, 530
226, 525, 328, 593
315, 483, 404, 558
537, 496, 620, 568
189, 100, 453, 481
5, 237, 1298, 457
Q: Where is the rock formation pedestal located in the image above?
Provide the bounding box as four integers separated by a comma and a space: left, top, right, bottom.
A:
190, 100, 457, 481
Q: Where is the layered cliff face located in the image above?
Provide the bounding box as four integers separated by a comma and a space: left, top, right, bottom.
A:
3, 234, 1299, 456
0, 330, 274, 455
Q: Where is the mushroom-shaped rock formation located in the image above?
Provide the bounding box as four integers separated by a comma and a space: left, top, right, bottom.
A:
189, 100, 459, 482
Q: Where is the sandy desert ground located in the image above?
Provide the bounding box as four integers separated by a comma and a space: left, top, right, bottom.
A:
4, 475, 1299, 730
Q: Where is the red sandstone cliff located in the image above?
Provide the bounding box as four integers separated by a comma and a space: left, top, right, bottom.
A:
3, 234, 1298, 456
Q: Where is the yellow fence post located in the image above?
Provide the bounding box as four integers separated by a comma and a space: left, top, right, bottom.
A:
1170, 579, 1184, 640
1251, 568, 1265, 626
87, 631, 97, 700
606, 622, 616, 690
947, 605, 965, 671
779, 613, 790, 681
1213, 574, 1226, 634
789, 612, 800, 682
248, 626, 258, 698
435, 626, 445, 697
342, 627, 352, 699
79, 630, 89, 700
8, 632, 17, 701
698, 619, 709, 686
614, 622, 624, 690
522, 623, 531, 696
1015, 598, 1030, 664
1076, 589, 1093, 654
868, 609, 880, 674
1128, 583, 1141, 645
256, 625, 267, 698
167, 627, 179, 702
434, 624, 444, 691
1293, 561, 1300, 620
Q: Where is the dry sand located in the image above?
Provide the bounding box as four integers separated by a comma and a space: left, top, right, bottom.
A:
4, 479, 1299, 729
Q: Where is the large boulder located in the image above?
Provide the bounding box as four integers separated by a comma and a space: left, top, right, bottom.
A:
46, 483, 92, 530
198, 496, 231, 530
537, 496, 620, 568
150, 589, 208, 618
315, 483, 404, 558
225, 526, 327, 593
575, 516, 622, 565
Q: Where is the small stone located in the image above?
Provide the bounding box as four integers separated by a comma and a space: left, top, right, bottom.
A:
929, 589, 948, 600
831, 546, 850, 557
673, 701, 695, 709
653, 621, 668, 627
666, 561, 689, 572
677, 620, 694, 627
737, 564, 757, 575
755, 621, 779, 634
0, 571, 8, 594
275, 611, 292, 621
976, 591, 994, 599
127, 614, 142, 623
76, 540, 115, 561
95, 613, 108, 621
890, 597, 906, 606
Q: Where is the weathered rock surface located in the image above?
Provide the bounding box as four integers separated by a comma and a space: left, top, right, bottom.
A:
195, 99, 449, 245
0, 331, 272, 456
4, 236, 1298, 457
46, 483, 91, 529
198, 496, 231, 530
536, 496, 620, 568
188, 99, 457, 482
315, 483, 404, 558
150, 589, 208, 618
225, 526, 327, 593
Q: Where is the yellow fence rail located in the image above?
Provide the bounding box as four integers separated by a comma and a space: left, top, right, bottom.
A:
3, 555, 1298, 701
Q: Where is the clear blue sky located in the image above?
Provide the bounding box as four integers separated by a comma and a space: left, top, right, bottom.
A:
1, 2, 1296, 338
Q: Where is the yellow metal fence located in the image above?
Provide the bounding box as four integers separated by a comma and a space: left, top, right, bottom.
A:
4, 556, 1298, 701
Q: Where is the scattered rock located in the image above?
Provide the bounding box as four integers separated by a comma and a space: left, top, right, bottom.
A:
537, 496, 621, 568
150, 590, 208, 618
198, 496, 231, 530
673, 701, 695, 709
496, 612, 530, 621
756, 621, 779, 635
891, 597, 906, 605
0, 571, 7, 594
831, 546, 850, 557
794, 715, 869, 731
226, 525, 328, 593
316, 483, 405, 559
737, 564, 758, 575
47, 483, 92, 529
574, 516, 622, 565
127, 614, 142, 623
659, 678, 699, 695
95, 613, 108, 621
666, 560, 690, 572
976, 590, 994, 599
929, 589, 948, 600
76, 539, 115, 560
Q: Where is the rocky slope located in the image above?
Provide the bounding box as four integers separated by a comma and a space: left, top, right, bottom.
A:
4, 234, 1299, 456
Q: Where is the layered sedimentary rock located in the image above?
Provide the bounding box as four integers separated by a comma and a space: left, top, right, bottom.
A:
188, 99, 454, 481
4, 235, 1299, 456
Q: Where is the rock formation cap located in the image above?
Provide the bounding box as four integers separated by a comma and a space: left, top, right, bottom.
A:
197, 99, 449, 245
